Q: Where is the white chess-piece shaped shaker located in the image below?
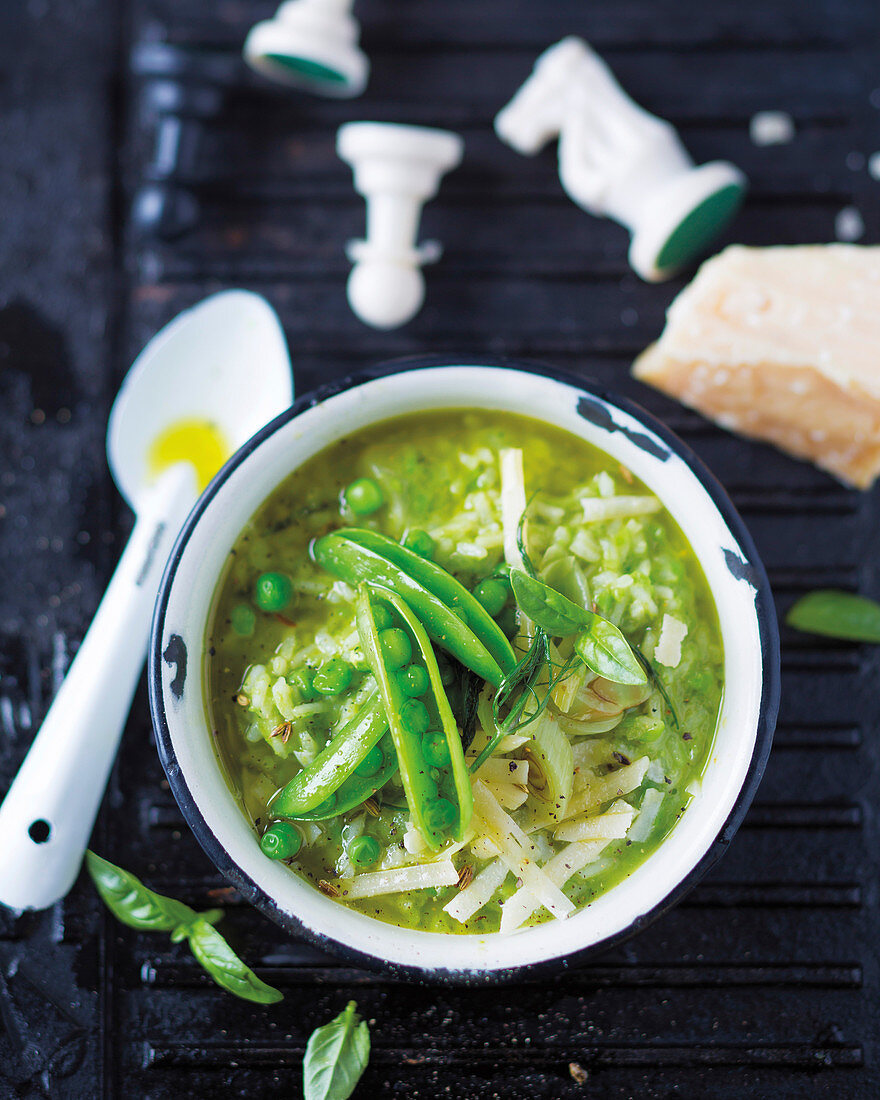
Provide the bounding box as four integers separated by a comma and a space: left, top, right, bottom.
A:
244, 0, 369, 98
495, 37, 746, 281
337, 122, 464, 329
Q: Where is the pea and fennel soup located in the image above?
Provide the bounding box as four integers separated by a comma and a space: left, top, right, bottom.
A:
208, 411, 722, 935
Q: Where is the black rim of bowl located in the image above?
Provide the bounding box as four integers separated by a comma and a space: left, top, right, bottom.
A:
149, 355, 781, 985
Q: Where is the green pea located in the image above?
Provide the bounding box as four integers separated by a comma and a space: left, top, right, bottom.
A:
402, 529, 435, 558
399, 665, 430, 698
312, 793, 337, 815
255, 571, 293, 613
424, 797, 456, 833
288, 667, 320, 701
498, 606, 519, 638
379, 627, 412, 671
421, 731, 450, 767
260, 821, 301, 860
449, 595, 470, 625
312, 658, 353, 695
399, 698, 430, 737
354, 744, 385, 777
372, 603, 394, 631
436, 656, 455, 687
472, 577, 509, 617
348, 834, 381, 867
344, 477, 384, 516
639, 720, 665, 743
230, 604, 256, 636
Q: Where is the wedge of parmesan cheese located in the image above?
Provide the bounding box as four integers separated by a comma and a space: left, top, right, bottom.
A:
633, 244, 880, 488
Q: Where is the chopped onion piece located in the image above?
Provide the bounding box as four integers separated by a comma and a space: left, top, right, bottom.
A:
476, 759, 529, 785
572, 739, 618, 771
444, 859, 509, 923
335, 859, 459, 899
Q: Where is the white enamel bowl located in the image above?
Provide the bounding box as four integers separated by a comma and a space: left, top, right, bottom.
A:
150, 360, 779, 982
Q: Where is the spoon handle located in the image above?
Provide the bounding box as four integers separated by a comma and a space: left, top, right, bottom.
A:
0, 464, 198, 910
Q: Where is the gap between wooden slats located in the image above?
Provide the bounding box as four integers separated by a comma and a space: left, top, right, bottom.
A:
140, 959, 861, 991
138, 1039, 863, 1070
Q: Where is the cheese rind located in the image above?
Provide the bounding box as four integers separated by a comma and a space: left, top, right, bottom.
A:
632, 244, 880, 488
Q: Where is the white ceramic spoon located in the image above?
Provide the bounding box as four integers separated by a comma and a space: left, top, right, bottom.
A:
0, 290, 293, 910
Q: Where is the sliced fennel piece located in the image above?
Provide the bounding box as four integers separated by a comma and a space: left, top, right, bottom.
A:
524, 709, 574, 809
443, 858, 509, 923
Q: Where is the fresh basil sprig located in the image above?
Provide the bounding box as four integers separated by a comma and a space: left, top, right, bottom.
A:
303, 1000, 371, 1100
509, 569, 646, 686
786, 589, 880, 643
510, 570, 591, 636
86, 851, 282, 1005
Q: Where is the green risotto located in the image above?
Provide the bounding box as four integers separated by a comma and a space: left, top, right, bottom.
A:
207, 411, 723, 935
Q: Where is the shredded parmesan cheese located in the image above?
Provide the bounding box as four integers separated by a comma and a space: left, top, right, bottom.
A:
444, 858, 509, 922
500, 837, 614, 933
335, 859, 459, 899
654, 614, 688, 668
472, 780, 575, 921
553, 799, 635, 843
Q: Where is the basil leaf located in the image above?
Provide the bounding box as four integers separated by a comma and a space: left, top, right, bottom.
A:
510, 570, 591, 636
186, 918, 283, 1005
303, 1000, 371, 1100
86, 851, 283, 1005
786, 589, 880, 643
575, 619, 647, 686
85, 850, 198, 932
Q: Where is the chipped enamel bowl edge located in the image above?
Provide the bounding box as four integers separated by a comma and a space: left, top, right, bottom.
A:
149, 359, 779, 983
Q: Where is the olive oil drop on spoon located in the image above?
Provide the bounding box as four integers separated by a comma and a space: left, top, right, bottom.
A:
0, 291, 293, 910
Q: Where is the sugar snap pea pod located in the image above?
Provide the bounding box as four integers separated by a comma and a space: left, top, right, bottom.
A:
356, 583, 473, 849
335, 528, 517, 676
269, 690, 388, 817
275, 732, 399, 821
313, 532, 506, 686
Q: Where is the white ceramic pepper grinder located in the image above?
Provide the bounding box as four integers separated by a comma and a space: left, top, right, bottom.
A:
244, 0, 369, 98
337, 122, 464, 329
495, 37, 747, 281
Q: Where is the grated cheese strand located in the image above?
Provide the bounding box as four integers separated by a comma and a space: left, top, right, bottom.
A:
443, 858, 509, 923
335, 859, 459, 899
500, 838, 614, 933
472, 780, 575, 921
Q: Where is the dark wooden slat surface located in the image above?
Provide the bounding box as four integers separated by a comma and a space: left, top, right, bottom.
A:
2, 0, 880, 1097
